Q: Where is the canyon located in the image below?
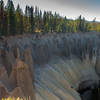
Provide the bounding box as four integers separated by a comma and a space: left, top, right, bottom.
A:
0, 32, 100, 100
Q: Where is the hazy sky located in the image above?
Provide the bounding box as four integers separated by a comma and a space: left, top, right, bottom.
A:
3, 0, 100, 21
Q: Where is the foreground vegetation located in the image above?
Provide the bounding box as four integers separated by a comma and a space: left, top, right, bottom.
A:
0, 0, 100, 36
2, 97, 31, 100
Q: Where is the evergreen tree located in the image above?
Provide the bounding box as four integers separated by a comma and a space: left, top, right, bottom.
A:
61, 17, 67, 33
0, 0, 5, 35
24, 5, 31, 33
15, 4, 23, 34
78, 15, 82, 32
3, 7, 8, 36
39, 10, 43, 32
35, 6, 39, 17
85, 22, 91, 32
7, 0, 16, 35
81, 17, 86, 32
43, 11, 47, 32
30, 6, 34, 33
34, 6, 40, 32
53, 12, 57, 32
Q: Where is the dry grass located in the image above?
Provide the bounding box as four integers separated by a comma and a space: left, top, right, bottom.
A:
1, 97, 31, 100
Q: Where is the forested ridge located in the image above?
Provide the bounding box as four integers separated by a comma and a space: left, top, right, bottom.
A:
0, 0, 100, 36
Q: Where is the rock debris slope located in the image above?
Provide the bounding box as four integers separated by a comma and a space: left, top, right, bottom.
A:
0, 33, 100, 100
35, 57, 99, 100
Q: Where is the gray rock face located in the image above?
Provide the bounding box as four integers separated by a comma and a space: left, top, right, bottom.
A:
0, 33, 100, 100
1, 33, 99, 65
0, 33, 99, 64
35, 57, 99, 100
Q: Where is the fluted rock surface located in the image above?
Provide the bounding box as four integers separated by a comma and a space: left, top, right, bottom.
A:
0, 46, 35, 99
0, 33, 100, 100
0, 82, 10, 98
35, 56, 99, 100
9, 59, 35, 99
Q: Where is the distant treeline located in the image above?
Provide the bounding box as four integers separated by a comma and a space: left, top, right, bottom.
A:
0, 0, 100, 36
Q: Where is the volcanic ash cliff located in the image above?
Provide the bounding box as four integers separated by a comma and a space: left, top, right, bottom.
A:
0, 33, 100, 100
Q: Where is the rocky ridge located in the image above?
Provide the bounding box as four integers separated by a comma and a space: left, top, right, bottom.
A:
0, 47, 35, 99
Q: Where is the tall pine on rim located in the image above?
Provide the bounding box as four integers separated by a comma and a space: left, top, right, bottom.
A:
15, 4, 23, 34
7, 0, 16, 35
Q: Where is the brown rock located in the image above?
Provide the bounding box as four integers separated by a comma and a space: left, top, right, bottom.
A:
0, 48, 11, 75
9, 63, 17, 89
11, 87, 24, 97
9, 59, 35, 100
0, 82, 10, 99
23, 48, 34, 82
0, 65, 9, 83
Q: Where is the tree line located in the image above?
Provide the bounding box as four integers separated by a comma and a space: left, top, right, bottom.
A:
0, 0, 100, 36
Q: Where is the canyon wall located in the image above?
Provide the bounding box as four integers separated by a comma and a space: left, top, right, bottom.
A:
0, 32, 100, 100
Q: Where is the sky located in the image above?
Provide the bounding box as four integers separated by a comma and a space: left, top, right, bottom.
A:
3, 0, 100, 21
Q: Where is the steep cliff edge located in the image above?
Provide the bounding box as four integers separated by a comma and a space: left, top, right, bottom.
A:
0, 33, 100, 100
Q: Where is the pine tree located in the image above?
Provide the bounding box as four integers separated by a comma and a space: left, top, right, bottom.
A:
53, 12, 57, 32
24, 5, 31, 33
61, 17, 67, 33
81, 17, 86, 32
39, 10, 43, 32
78, 15, 82, 32
0, 0, 4, 35
43, 11, 47, 32
30, 6, 34, 33
15, 4, 23, 34
35, 6, 39, 17
7, 0, 16, 35
34, 6, 40, 32
3, 8, 8, 36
